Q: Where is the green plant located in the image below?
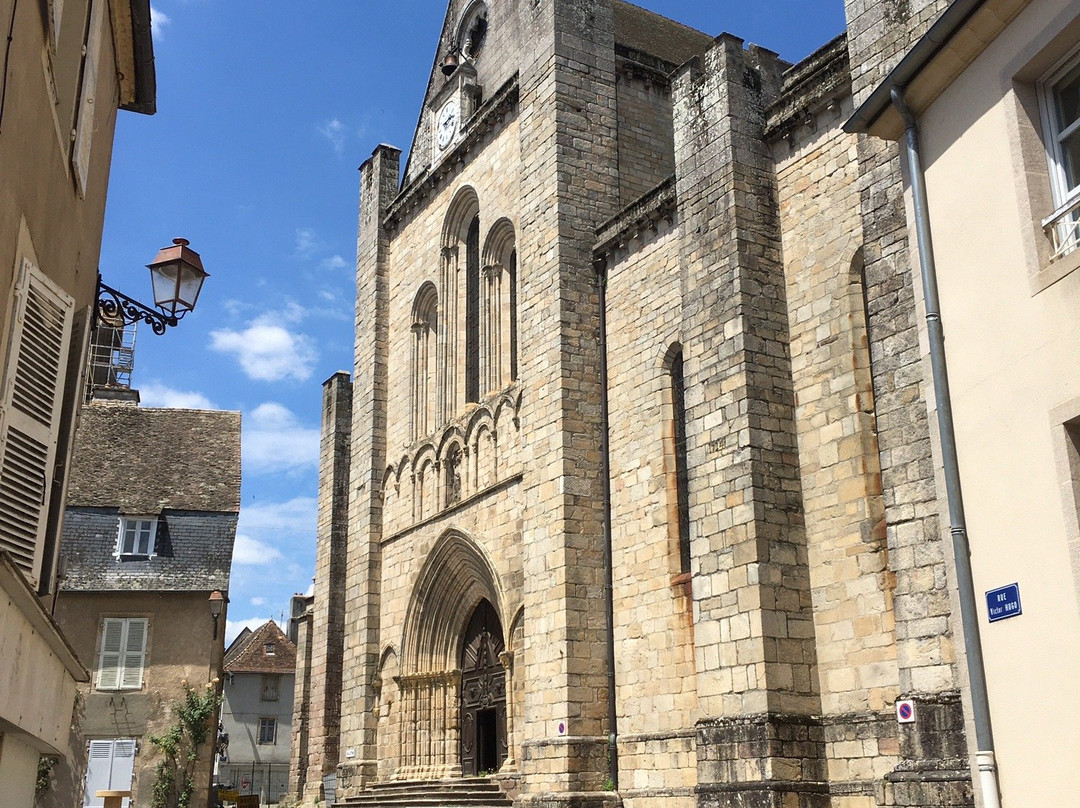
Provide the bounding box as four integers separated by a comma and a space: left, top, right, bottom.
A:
601, 777, 615, 792
149, 680, 222, 808
35, 756, 57, 802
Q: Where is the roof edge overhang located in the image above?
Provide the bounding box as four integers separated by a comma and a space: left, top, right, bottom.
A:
845, 0, 1032, 139
114, 0, 157, 115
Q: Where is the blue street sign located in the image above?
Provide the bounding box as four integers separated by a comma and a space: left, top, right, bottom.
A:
985, 583, 1022, 623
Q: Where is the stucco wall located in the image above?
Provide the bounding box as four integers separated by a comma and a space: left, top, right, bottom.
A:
222, 672, 295, 765
53, 590, 224, 807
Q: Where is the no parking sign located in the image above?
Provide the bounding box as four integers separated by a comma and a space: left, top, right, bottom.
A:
896, 699, 915, 724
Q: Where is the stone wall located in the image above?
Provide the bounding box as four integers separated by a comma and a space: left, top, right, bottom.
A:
769, 49, 901, 802
297, 373, 352, 803
615, 57, 675, 207
842, 0, 973, 804
601, 219, 697, 808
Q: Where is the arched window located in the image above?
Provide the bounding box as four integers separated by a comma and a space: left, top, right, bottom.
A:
482, 218, 518, 391
458, 2, 489, 60
668, 346, 691, 575
509, 249, 517, 382
441, 187, 480, 419
412, 284, 438, 439
465, 215, 481, 403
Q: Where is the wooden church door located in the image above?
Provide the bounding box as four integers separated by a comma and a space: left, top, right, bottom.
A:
459, 599, 507, 776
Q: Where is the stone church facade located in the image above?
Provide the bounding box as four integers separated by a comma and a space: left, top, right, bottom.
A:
291, 2, 979, 807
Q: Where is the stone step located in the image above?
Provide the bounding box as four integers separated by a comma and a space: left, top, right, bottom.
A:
339, 778, 513, 808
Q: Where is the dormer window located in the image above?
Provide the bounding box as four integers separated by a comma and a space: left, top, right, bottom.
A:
117, 517, 157, 557
264, 642, 276, 656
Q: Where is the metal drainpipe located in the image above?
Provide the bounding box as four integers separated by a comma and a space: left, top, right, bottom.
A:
595, 257, 619, 791
889, 86, 1002, 808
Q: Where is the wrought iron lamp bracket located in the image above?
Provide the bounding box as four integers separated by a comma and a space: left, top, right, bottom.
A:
95, 277, 180, 335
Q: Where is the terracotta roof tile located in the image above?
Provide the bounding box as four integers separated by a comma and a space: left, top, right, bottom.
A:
224, 620, 296, 674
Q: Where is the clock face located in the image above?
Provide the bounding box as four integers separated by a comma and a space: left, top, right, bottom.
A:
437, 100, 459, 150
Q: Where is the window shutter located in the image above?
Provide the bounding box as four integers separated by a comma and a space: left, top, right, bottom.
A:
96, 619, 124, 690
83, 739, 136, 808
0, 259, 74, 588
109, 739, 136, 804
84, 740, 114, 807
120, 619, 147, 689
72, 0, 104, 196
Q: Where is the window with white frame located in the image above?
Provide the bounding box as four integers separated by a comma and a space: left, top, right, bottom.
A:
117, 517, 157, 557
258, 717, 277, 745
1040, 48, 1080, 258
96, 618, 148, 691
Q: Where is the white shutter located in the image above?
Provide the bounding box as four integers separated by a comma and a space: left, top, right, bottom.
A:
96, 619, 124, 690
0, 259, 74, 588
109, 740, 136, 808
84, 741, 114, 807
72, 0, 104, 196
120, 619, 147, 689
83, 739, 136, 808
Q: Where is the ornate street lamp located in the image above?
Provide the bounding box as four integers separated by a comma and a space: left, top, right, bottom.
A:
96, 238, 208, 335
208, 589, 226, 640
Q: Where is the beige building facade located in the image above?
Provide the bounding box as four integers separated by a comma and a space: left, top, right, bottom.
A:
0, 0, 155, 804
287, 1, 1061, 807
849, 0, 1080, 803
56, 399, 241, 807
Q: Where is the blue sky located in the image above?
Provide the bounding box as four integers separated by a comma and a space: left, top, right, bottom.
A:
98, 0, 847, 642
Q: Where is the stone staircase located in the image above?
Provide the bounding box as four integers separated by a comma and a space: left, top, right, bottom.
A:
338, 778, 514, 808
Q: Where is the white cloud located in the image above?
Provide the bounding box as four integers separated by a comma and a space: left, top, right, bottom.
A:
150, 6, 170, 38
243, 402, 319, 474
224, 616, 271, 645
251, 597, 268, 607
139, 381, 216, 410
304, 582, 315, 597
209, 322, 316, 382
319, 254, 348, 271
295, 228, 324, 260
232, 534, 285, 566
237, 496, 317, 537
318, 119, 346, 156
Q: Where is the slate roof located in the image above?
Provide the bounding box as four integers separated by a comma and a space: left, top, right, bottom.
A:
60, 401, 240, 592
224, 620, 296, 675
612, 0, 715, 69
67, 402, 241, 514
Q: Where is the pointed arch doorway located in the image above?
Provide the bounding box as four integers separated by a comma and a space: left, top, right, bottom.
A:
459, 599, 507, 775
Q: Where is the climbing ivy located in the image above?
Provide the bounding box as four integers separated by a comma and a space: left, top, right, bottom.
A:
149, 681, 222, 808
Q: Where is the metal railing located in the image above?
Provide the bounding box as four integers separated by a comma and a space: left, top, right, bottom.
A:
1042, 192, 1080, 260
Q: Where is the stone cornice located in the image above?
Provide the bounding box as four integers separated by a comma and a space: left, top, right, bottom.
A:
764, 33, 850, 142
593, 176, 677, 260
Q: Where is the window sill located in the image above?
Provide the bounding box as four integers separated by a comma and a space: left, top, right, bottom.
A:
1031, 246, 1080, 294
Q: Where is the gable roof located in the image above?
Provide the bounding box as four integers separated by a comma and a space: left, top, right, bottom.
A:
224, 620, 296, 675
612, 1, 714, 68
67, 402, 242, 514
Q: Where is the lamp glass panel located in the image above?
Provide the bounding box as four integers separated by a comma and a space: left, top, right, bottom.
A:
150, 262, 183, 313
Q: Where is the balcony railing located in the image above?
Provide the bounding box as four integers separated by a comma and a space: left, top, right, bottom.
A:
1042, 193, 1080, 261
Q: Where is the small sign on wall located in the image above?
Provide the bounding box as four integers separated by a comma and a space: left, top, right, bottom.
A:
985, 583, 1022, 623
896, 699, 915, 724
556, 720, 567, 736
